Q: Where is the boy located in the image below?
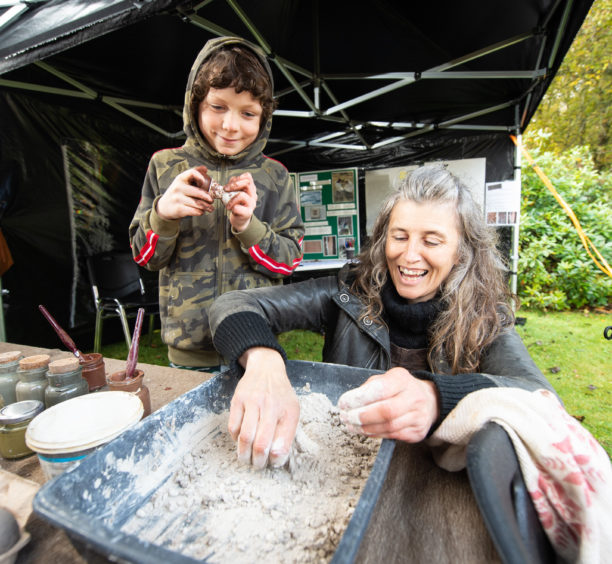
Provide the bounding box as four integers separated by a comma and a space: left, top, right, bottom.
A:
129, 37, 304, 371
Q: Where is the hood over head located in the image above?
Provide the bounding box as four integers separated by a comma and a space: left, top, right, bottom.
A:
182, 36, 274, 162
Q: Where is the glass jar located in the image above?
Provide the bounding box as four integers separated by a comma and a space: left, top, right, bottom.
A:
79, 353, 107, 391
107, 369, 151, 417
0, 400, 45, 459
0, 351, 22, 406
45, 358, 89, 408
15, 354, 51, 404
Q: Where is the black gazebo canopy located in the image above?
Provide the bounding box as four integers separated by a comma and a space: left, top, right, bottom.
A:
0, 0, 594, 345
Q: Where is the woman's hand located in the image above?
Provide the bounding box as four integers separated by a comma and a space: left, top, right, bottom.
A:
337, 367, 440, 443
224, 172, 257, 232
228, 347, 299, 469
156, 166, 214, 219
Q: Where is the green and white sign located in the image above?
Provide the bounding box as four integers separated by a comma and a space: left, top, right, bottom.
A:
297, 168, 359, 262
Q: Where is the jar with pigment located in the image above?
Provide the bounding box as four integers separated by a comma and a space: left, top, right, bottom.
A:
26, 392, 143, 480
0, 351, 22, 406
45, 357, 89, 408
79, 353, 106, 391
15, 354, 50, 404
0, 400, 44, 459
107, 369, 151, 417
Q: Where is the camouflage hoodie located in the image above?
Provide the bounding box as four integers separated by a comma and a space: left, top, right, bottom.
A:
128, 36, 304, 367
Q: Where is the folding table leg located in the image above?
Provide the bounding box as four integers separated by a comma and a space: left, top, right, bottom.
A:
147, 314, 155, 345
94, 309, 104, 353
117, 306, 132, 349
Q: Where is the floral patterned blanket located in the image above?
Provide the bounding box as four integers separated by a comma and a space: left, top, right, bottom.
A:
429, 388, 612, 564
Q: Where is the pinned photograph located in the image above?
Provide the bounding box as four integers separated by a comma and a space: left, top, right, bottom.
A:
323, 235, 337, 257
300, 190, 322, 206
337, 216, 352, 236
332, 172, 354, 203
340, 237, 355, 259
303, 239, 323, 255
305, 205, 326, 221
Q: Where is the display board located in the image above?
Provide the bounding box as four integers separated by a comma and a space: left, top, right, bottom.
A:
364, 158, 487, 235
485, 180, 520, 226
297, 168, 360, 263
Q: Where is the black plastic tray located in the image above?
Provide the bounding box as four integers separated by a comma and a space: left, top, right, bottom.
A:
33, 359, 395, 563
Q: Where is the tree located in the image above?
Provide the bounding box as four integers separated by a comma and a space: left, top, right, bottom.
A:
525, 0, 611, 170
518, 138, 612, 309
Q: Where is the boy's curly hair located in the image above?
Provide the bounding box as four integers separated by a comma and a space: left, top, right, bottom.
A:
191, 45, 276, 131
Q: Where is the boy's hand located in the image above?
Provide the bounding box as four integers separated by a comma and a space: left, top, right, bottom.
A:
224, 172, 257, 232
156, 167, 214, 220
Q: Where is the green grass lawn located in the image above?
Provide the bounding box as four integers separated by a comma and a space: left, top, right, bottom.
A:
514, 309, 611, 457
99, 309, 611, 456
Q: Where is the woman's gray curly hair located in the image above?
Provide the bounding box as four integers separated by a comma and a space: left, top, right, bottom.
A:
352, 164, 517, 373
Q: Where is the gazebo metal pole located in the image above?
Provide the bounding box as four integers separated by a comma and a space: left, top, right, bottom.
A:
511, 111, 522, 303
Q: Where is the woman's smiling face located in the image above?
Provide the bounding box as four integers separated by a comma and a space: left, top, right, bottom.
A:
385, 199, 461, 303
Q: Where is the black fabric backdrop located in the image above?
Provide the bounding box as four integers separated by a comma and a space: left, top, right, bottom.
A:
0, 0, 594, 347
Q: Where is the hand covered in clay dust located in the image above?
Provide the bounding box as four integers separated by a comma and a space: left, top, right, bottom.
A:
156, 166, 215, 220
223, 172, 257, 233
337, 367, 440, 442
229, 347, 299, 469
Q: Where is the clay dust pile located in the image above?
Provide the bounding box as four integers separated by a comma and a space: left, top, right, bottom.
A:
122, 390, 381, 562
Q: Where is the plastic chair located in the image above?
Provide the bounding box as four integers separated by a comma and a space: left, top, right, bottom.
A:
466, 421, 555, 564
86, 251, 159, 353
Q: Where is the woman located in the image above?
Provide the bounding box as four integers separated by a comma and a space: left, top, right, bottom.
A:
209, 165, 554, 470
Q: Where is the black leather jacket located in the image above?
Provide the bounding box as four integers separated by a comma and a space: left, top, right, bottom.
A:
210, 265, 555, 402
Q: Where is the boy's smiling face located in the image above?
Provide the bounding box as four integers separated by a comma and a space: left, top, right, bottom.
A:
198, 87, 263, 156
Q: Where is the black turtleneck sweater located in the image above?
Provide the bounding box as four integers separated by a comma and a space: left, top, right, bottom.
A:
381, 279, 440, 349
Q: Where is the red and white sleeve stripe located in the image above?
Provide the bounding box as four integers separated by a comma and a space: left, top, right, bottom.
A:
248, 237, 303, 274
134, 229, 159, 266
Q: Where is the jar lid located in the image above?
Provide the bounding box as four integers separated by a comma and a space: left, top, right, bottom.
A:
19, 354, 50, 370
25, 391, 143, 454
0, 351, 21, 364
48, 357, 80, 374
0, 400, 45, 424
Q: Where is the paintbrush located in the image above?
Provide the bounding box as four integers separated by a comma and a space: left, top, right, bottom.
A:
38, 304, 84, 361
125, 307, 144, 380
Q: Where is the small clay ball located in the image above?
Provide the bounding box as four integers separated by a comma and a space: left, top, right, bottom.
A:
0, 351, 21, 364
18, 354, 50, 370
0, 507, 20, 553
48, 357, 80, 374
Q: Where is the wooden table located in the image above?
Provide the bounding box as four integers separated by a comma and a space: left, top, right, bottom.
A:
0, 341, 211, 563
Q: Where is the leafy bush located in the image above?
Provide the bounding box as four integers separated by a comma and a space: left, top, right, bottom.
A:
518, 139, 612, 309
